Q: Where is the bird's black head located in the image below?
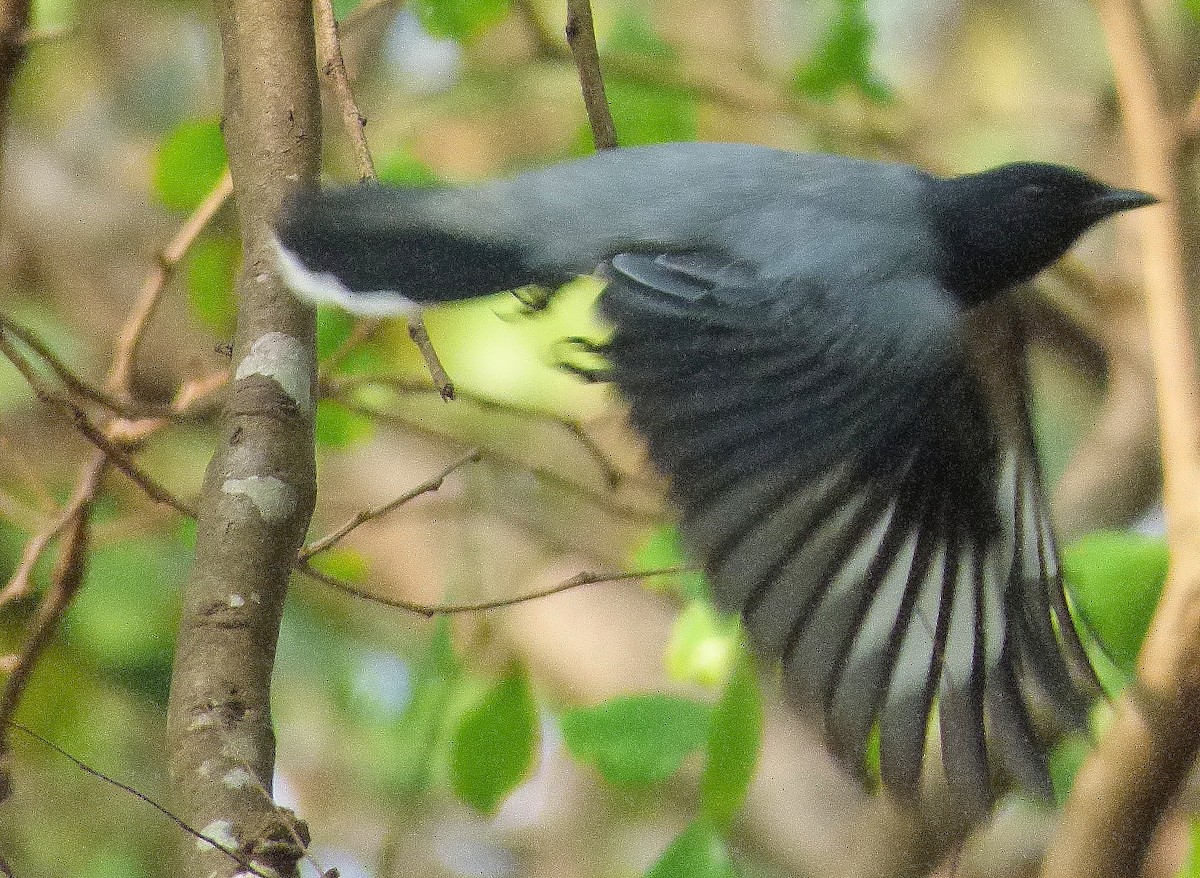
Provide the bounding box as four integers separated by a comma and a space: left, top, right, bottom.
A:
926, 162, 1156, 306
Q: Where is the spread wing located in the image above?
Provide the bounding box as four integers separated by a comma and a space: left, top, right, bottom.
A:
598, 251, 1095, 808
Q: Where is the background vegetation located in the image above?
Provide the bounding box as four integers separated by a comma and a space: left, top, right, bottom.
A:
0, 0, 1195, 875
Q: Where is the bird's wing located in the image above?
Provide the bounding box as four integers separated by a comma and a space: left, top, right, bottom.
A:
599, 251, 1095, 808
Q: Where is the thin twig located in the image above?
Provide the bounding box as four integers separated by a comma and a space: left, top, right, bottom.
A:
0, 317, 152, 417
338, 399, 662, 520
407, 318, 455, 399
564, 0, 618, 149
325, 373, 629, 488
3, 720, 275, 878
1043, 0, 1200, 875
314, 0, 374, 179
48, 397, 197, 517
300, 448, 480, 559
108, 169, 234, 399
294, 561, 690, 616
0, 454, 99, 790
311, 0, 453, 397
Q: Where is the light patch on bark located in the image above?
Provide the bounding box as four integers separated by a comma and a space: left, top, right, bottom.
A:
222, 766, 255, 789
228, 593, 246, 608
221, 476, 297, 523
234, 330, 312, 413
197, 819, 238, 853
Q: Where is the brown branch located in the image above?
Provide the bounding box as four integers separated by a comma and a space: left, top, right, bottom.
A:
294, 560, 691, 616
300, 447, 480, 559
49, 398, 197, 517
325, 373, 630, 488
1043, 0, 1200, 875
4, 721, 275, 878
564, 0, 618, 149
313, 0, 374, 180
0, 316, 153, 417
310, 0, 454, 399
338, 399, 662, 520
164, 0, 322, 874
0, 453, 100, 799
407, 318, 455, 399
108, 170, 234, 400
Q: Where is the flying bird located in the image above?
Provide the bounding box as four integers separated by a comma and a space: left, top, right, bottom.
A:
272, 143, 1156, 809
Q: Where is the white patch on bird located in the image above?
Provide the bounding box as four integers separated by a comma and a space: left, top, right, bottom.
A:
196, 819, 238, 853
845, 525, 920, 670
887, 541, 947, 704
234, 331, 311, 414
221, 476, 296, 523
940, 548, 980, 691
270, 234, 425, 318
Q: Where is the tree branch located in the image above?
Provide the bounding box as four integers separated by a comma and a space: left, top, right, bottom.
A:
163, 0, 322, 874
1043, 0, 1200, 874
564, 0, 617, 149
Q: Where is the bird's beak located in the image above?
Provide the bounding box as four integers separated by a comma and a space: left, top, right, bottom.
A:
1092, 187, 1160, 215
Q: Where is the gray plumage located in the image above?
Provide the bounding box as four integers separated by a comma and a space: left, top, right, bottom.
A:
274, 142, 1156, 809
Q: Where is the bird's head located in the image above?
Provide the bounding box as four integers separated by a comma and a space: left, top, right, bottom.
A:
927, 162, 1157, 305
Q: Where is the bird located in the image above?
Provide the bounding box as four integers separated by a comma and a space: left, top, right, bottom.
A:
272, 142, 1156, 810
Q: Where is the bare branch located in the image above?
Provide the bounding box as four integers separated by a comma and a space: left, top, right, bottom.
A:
4, 721, 276, 878
1043, 0, 1200, 875
407, 318, 455, 399
564, 0, 618, 149
325, 373, 630, 489
313, 0, 374, 180
301, 448, 480, 559
0, 453, 100, 796
294, 560, 692, 616
108, 170, 234, 399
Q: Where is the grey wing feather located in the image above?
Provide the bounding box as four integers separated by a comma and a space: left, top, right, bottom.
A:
599, 251, 1096, 805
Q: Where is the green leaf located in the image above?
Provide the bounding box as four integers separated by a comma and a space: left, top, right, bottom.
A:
793, 0, 891, 104
153, 119, 228, 212
1177, 816, 1200, 878
1049, 732, 1093, 805
449, 668, 539, 814
1063, 531, 1167, 675
633, 526, 708, 601
316, 399, 375, 448
644, 820, 736, 878
1183, 0, 1200, 23
665, 600, 739, 687
379, 618, 462, 794
606, 8, 677, 60
64, 537, 187, 702
376, 149, 441, 186
412, 0, 509, 42
560, 694, 711, 785
332, 0, 362, 18
700, 651, 762, 829
185, 235, 238, 335
306, 546, 370, 584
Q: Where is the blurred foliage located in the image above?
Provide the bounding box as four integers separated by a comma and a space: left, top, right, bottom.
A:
793, 0, 891, 103
153, 119, 227, 212
413, 0, 510, 43
1064, 531, 1168, 677
448, 666, 538, 813
561, 694, 712, 785
0, 0, 1188, 874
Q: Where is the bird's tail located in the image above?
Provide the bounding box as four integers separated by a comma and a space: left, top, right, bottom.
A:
273, 183, 571, 314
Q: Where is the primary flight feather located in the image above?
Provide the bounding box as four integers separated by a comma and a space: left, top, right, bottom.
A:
273, 142, 1155, 808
